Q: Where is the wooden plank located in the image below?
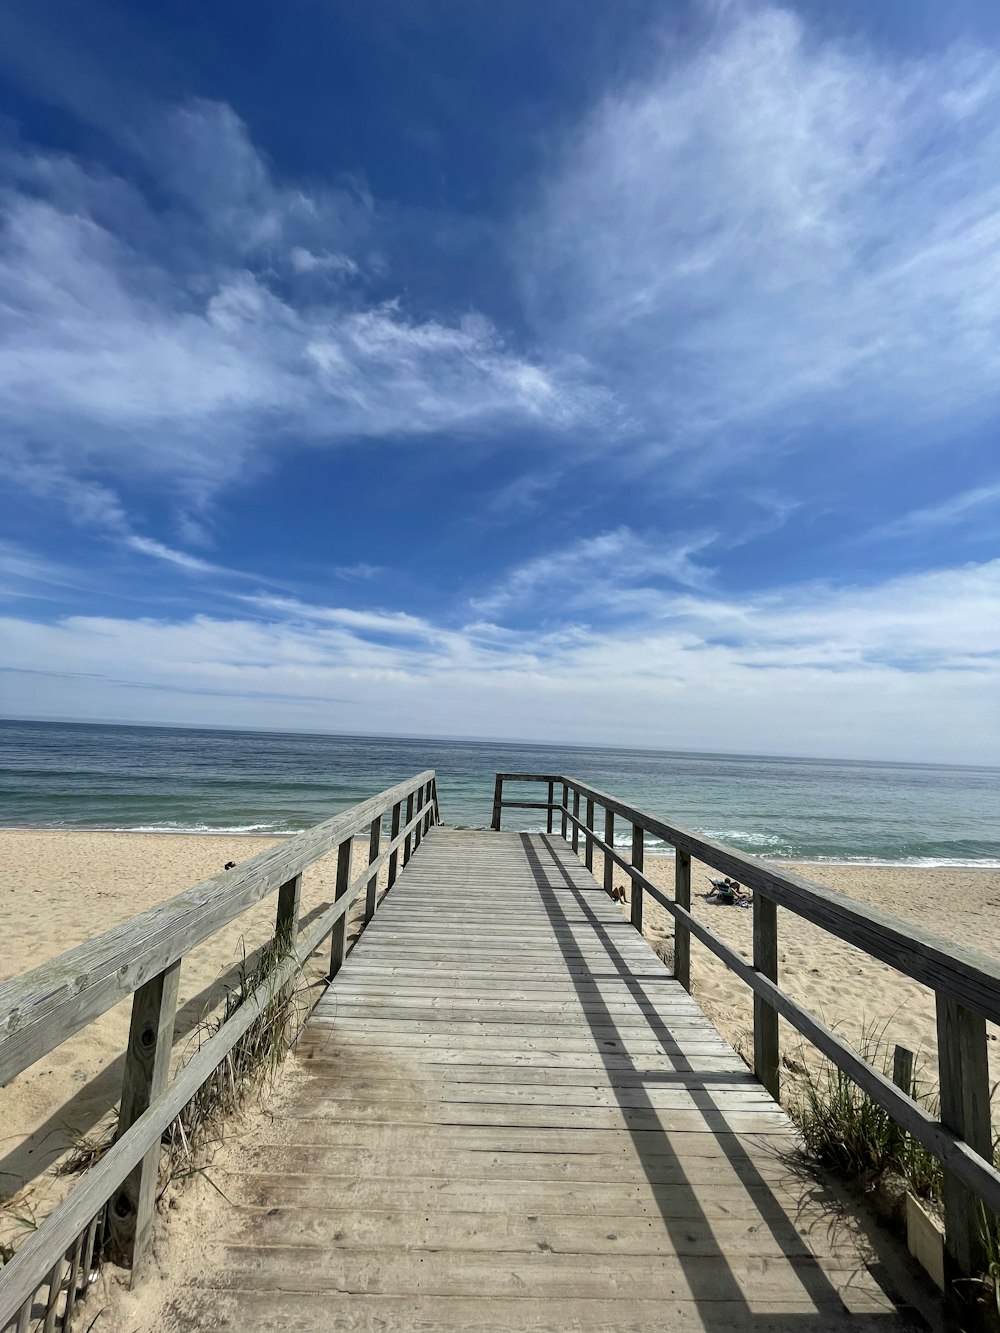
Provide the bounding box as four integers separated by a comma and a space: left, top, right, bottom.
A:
571, 789, 580, 853
218, 1204, 867, 1258
246, 1137, 805, 1182
753, 892, 779, 1101
104, 958, 180, 1276
156, 1289, 906, 1332
228, 1171, 800, 1215
180, 1246, 901, 1308
546, 779, 554, 834
584, 798, 594, 871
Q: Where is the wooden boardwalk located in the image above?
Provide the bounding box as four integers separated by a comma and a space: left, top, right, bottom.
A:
172, 829, 924, 1331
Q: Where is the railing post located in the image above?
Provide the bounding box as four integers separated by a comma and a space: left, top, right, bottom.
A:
937, 995, 992, 1282
753, 893, 779, 1101
404, 792, 415, 862
674, 850, 691, 991
491, 775, 503, 831
364, 817, 381, 923
560, 783, 568, 839
546, 780, 554, 834
431, 777, 441, 825
413, 785, 425, 850
603, 809, 615, 895
571, 789, 581, 854
274, 871, 303, 1022
630, 824, 644, 932
275, 872, 302, 950
329, 836, 352, 978
423, 779, 433, 834
387, 801, 402, 887
585, 798, 595, 871
105, 958, 181, 1278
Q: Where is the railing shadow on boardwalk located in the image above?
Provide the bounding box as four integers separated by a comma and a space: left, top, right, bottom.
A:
519, 832, 921, 1330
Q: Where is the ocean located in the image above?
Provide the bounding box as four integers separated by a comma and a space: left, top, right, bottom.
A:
1, 720, 998, 867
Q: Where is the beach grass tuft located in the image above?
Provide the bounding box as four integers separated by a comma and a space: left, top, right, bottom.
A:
0, 1191, 38, 1266
787, 1020, 943, 1205
160, 933, 303, 1190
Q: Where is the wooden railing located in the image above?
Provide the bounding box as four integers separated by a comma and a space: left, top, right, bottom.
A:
492, 772, 1000, 1284
0, 771, 439, 1332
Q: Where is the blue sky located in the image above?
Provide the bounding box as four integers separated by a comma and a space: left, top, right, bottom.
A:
0, 0, 998, 763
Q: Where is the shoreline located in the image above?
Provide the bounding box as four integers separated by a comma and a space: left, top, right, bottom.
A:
0, 825, 996, 869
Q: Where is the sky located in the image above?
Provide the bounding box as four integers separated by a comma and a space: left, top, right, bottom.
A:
0, 0, 998, 765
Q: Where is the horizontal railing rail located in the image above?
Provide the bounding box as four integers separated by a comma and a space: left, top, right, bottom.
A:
0, 771, 440, 1332
491, 771, 1000, 1287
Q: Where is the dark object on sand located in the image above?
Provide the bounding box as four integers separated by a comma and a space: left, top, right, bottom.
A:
224, 861, 236, 870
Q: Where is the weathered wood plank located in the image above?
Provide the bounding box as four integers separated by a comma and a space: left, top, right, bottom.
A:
153, 1289, 908, 1332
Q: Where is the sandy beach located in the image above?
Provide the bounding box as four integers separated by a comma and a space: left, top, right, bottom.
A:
2, 827, 998, 1252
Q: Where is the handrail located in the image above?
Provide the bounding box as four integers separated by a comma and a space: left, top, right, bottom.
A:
492, 770, 1000, 1285
0, 771, 439, 1330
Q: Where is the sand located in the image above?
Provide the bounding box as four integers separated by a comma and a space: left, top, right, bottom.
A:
1, 827, 998, 1260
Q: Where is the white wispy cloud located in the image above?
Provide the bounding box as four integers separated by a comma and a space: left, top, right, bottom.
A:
524, 5, 1000, 462
864, 483, 1000, 541
470, 526, 725, 618
0, 98, 614, 527
335, 562, 382, 581
123, 536, 229, 575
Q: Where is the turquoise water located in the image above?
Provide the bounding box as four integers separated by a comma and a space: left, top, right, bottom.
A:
0, 720, 997, 866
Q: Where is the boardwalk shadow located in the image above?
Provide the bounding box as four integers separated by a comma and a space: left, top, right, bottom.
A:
519, 833, 926, 1331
